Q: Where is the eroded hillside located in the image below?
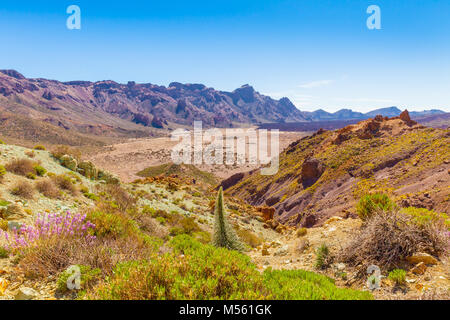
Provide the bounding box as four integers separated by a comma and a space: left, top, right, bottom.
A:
226, 111, 450, 227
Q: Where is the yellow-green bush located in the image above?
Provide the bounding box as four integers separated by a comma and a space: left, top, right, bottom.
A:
315, 243, 332, 269
401, 207, 450, 230
87, 210, 139, 239
296, 227, 307, 237
388, 269, 406, 285
84, 235, 372, 300
356, 193, 395, 220
57, 265, 101, 294
263, 269, 372, 300
0, 165, 6, 181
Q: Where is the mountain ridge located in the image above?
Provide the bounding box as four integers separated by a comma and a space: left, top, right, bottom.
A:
0, 69, 309, 130
305, 106, 446, 121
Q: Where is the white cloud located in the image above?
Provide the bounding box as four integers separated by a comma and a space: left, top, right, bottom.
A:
298, 80, 334, 89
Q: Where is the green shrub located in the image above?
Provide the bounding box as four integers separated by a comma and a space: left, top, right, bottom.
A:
0, 165, 6, 180
57, 265, 101, 294
87, 210, 139, 239
156, 216, 166, 225
33, 145, 46, 151
401, 207, 450, 230
84, 193, 100, 201
26, 172, 36, 180
296, 227, 308, 237
86, 235, 268, 300
0, 140, 5, 145
263, 269, 372, 300
0, 200, 10, 207
315, 243, 332, 270
388, 269, 406, 286
0, 247, 9, 258
142, 205, 156, 216
84, 235, 372, 300
357, 193, 395, 220
33, 165, 47, 177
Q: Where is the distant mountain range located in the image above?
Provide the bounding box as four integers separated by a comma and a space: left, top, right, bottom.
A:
0, 69, 308, 130
0, 69, 447, 146
304, 107, 446, 121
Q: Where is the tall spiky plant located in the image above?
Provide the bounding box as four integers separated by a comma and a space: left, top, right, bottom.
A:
212, 187, 244, 251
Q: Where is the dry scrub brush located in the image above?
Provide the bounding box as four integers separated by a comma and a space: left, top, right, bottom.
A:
10, 180, 35, 199
36, 179, 61, 199
5, 159, 36, 176
339, 209, 448, 271
18, 236, 152, 278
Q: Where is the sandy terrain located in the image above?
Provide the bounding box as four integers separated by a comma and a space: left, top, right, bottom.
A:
88, 130, 311, 182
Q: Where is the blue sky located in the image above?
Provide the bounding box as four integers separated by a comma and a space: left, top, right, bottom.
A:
0, 0, 449, 112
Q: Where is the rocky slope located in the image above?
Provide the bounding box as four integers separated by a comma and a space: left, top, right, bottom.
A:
225, 111, 450, 227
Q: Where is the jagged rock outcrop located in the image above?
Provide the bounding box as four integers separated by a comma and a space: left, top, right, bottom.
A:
300, 158, 324, 188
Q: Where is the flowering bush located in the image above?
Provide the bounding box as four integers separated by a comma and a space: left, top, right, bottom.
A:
0, 211, 95, 250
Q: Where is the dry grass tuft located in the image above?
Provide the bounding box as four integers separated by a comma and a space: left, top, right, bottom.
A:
18, 236, 152, 278
36, 179, 61, 199
5, 159, 36, 176
339, 209, 448, 271
10, 180, 35, 199
51, 145, 82, 162
51, 174, 78, 196
103, 185, 136, 212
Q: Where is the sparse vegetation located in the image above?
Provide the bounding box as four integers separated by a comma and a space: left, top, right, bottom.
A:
0, 165, 6, 182
51, 174, 78, 196
315, 243, 333, 270
339, 209, 448, 271
36, 179, 60, 199
84, 235, 372, 300
356, 193, 396, 220
33, 145, 46, 151
388, 269, 406, 286
235, 226, 263, 249
296, 227, 307, 237
5, 159, 36, 176
33, 165, 47, 177
57, 265, 101, 294
10, 180, 35, 199
51, 145, 82, 162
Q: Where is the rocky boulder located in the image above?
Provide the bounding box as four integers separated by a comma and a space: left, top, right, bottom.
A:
78, 161, 98, 180
300, 158, 324, 188
399, 110, 417, 126
60, 154, 78, 171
